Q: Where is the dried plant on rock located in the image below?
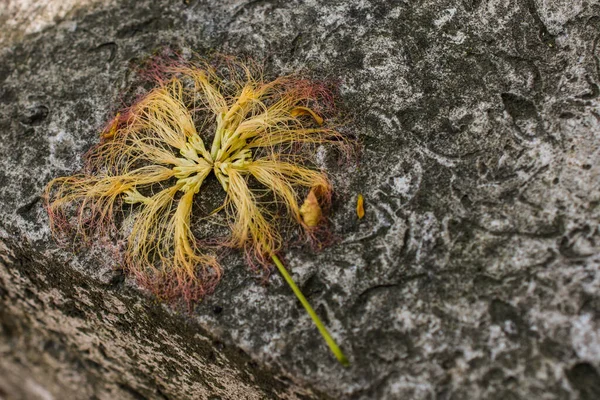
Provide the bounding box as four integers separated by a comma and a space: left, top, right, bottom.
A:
44, 57, 350, 364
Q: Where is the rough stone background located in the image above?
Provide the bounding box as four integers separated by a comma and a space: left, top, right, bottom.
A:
1, 0, 600, 399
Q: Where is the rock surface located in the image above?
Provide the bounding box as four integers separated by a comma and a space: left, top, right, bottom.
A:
2, 0, 600, 399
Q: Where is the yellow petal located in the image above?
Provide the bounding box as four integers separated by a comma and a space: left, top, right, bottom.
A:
300, 188, 322, 227
290, 106, 324, 126
356, 193, 365, 219
101, 112, 120, 140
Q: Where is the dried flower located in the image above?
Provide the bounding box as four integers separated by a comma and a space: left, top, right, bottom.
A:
44, 57, 350, 364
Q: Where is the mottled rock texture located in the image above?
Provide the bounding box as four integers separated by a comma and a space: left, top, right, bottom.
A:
2, 0, 600, 399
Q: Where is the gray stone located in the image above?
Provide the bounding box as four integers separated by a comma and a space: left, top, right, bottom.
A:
1, 0, 600, 399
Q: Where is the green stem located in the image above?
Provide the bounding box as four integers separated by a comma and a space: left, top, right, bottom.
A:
271, 254, 349, 366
